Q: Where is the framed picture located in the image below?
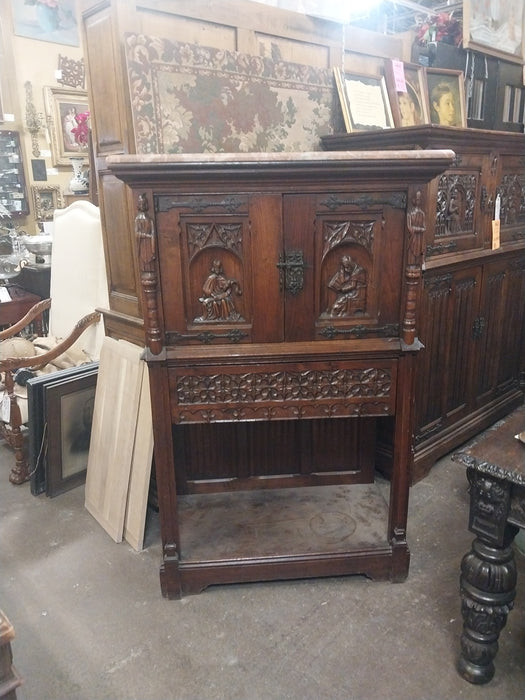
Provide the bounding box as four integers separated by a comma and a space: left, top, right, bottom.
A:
334, 69, 394, 132
384, 61, 430, 128
45, 367, 98, 497
27, 363, 98, 497
31, 185, 63, 221
43, 86, 89, 166
426, 68, 467, 128
10, 0, 80, 47
463, 0, 524, 64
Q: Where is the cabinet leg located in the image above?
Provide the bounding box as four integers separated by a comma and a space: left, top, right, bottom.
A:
457, 531, 517, 684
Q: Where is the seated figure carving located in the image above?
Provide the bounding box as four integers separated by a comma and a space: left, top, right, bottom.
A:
327, 255, 367, 317
196, 259, 243, 322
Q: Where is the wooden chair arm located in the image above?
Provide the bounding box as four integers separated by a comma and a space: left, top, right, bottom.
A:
0, 311, 101, 372
0, 298, 52, 341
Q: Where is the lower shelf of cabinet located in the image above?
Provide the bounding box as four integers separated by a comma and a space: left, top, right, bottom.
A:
159, 483, 410, 597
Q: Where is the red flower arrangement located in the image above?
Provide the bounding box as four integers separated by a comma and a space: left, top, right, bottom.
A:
71, 111, 91, 148
416, 12, 462, 48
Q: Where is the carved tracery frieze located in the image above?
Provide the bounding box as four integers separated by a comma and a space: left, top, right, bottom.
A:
435, 173, 476, 238
424, 273, 452, 300
176, 367, 392, 405
187, 222, 243, 259
322, 220, 375, 258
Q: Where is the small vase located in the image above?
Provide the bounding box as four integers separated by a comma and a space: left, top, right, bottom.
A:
69, 156, 89, 195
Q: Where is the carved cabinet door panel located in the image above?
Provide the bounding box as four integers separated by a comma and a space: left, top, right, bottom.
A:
282, 192, 406, 342
424, 152, 489, 260
474, 256, 525, 406
154, 189, 408, 346
154, 193, 283, 345
497, 153, 525, 246
415, 264, 482, 445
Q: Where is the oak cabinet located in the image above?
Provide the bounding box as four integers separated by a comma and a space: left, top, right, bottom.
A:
322, 126, 525, 482
107, 150, 452, 597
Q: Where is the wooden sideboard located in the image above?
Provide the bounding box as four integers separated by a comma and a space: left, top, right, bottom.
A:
107, 149, 453, 597
323, 126, 525, 483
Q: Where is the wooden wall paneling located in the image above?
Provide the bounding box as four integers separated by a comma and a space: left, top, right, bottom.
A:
84, 337, 145, 542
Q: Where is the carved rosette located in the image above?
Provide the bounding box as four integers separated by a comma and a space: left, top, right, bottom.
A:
135, 193, 163, 354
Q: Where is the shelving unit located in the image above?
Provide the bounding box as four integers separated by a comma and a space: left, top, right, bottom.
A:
0, 131, 29, 218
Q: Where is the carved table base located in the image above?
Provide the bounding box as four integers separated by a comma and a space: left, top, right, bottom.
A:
453, 405, 525, 685
458, 528, 518, 684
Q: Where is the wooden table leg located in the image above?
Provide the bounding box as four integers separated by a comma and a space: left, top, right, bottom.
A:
457, 525, 518, 684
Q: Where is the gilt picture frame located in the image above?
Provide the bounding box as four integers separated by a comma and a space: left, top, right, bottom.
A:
43, 86, 89, 166
31, 184, 63, 221
384, 61, 430, 128
334, 69, 394, 132
463, 0, 525, 64
426, 68, 467, 128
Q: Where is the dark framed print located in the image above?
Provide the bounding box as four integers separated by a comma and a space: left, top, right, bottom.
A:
384, 61, 430, 128
426, 68, 467, 128
334, 69, 394, 132
45, 368, 98, 497
463, 0, 524, 64
43, 86, 89, 166
27, 363, 98, 496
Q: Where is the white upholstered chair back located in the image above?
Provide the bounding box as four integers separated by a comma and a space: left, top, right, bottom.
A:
49, 201, 109, 360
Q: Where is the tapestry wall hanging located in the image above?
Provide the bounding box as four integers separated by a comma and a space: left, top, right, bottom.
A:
124, 34, 338, 154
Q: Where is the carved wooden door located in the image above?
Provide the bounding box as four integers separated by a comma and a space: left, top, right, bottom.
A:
154, 190, 407, 346
474, 256, 525, 407
415, 264, 482, 446
424, 152, 488, 260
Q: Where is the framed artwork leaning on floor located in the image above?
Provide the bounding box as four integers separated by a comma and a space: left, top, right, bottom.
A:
27, 362, 98, 497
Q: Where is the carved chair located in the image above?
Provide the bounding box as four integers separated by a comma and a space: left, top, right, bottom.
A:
0, 201, 109, 484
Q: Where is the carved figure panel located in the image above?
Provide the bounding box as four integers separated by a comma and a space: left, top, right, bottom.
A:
179, 213, 250, 329
499, 174, 525, 226
195, 259, 244, 323
435, 173, 476, 238
325, 254, 368, 317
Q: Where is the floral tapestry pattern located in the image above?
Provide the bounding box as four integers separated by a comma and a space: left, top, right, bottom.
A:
125, 34, 337, 153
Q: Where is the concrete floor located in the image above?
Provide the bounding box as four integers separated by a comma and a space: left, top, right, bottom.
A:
2, 422, 525, 700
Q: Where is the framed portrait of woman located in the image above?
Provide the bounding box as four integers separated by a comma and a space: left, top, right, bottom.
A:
426, 68, 467, 128
384, 61, 430, 128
